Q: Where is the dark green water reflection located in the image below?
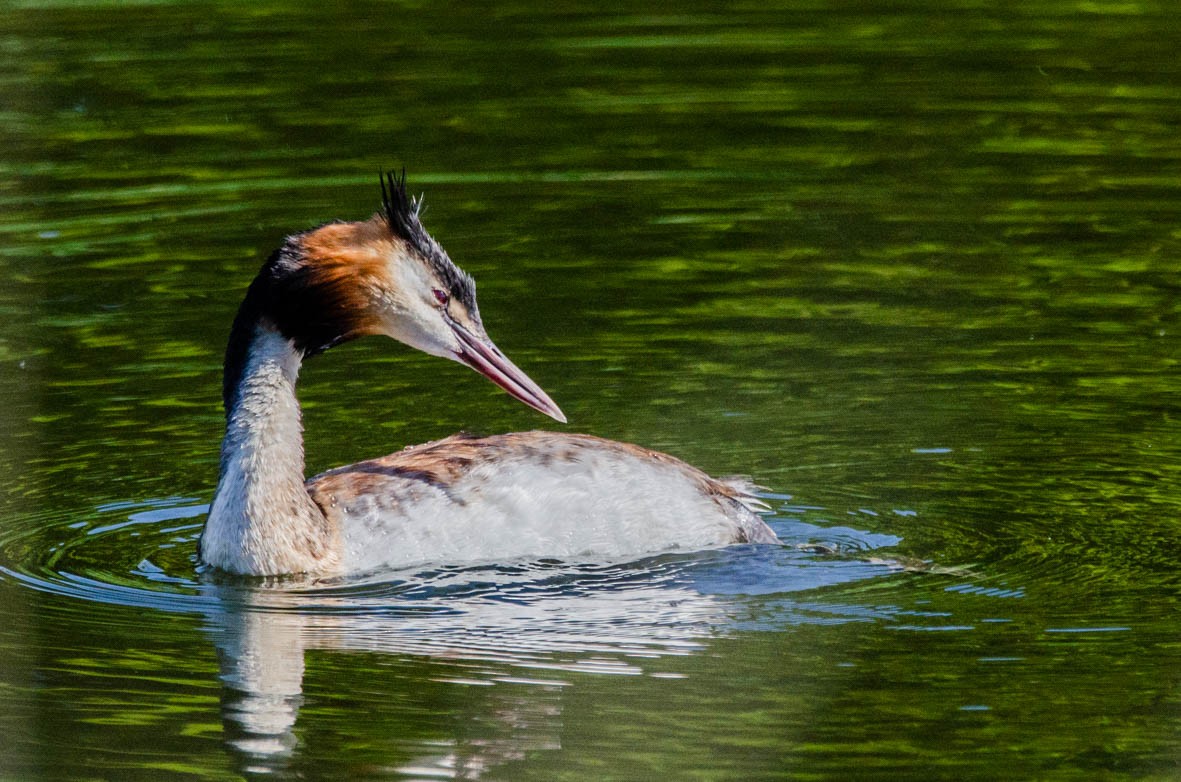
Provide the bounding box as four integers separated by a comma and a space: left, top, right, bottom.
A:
2, 1, 1180, 780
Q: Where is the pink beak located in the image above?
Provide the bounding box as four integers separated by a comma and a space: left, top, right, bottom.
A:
450, 320, 567, 423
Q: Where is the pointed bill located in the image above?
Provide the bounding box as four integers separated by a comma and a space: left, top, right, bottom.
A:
449, 321, 567, 423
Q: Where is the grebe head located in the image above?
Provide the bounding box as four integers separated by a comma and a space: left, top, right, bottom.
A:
227, 171, 565, 423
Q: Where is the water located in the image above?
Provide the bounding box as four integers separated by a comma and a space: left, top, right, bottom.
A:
2, 1, 1180, 779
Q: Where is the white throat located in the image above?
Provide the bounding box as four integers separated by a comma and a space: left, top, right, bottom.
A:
202, 325, 339, 575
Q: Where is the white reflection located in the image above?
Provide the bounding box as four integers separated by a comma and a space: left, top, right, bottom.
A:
203, 564, 731, 777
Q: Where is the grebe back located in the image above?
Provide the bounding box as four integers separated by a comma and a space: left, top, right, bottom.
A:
200, 172, 779, 576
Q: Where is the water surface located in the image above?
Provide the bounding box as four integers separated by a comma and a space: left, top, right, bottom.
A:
2, 2, 1180, 779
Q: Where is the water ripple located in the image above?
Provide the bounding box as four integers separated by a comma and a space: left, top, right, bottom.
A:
0, 489, 1052, 712
0, 495, 919, 657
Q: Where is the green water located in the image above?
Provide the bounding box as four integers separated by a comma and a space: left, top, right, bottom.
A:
2, 1, 1180, 779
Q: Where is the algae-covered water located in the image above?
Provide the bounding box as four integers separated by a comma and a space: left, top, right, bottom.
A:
2, 2, 1180, 779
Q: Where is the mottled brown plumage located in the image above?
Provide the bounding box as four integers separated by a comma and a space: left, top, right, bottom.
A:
308, 430, 773, 543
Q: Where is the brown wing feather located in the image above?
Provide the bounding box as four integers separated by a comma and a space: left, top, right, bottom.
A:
307, 430, 765, 520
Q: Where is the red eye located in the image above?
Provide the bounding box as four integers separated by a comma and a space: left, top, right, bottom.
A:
432, 289, 449, 306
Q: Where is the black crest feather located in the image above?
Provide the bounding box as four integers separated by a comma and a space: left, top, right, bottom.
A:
380, 168, 429, 255
378, 169, 476, 311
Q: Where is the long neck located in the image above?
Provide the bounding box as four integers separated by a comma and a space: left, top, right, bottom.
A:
201, 322, 340, 576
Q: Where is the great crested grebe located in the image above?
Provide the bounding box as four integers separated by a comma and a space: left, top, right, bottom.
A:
200, 172, 779, 576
